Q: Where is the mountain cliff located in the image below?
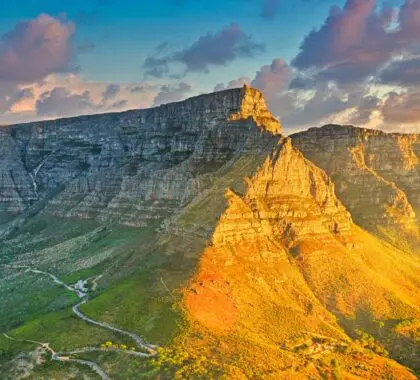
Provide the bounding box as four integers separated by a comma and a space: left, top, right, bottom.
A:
1, 89, 420, 379
0, 86, 280, 234
291, 125, 420, 252
179, 136, 420, 379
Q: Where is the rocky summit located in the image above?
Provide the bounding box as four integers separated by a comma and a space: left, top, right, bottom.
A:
1, 87, 420, 379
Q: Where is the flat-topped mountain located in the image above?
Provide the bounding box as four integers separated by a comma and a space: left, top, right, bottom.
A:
0, 86, 280, 232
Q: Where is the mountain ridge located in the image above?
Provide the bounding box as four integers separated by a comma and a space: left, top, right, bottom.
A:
1, 88, 420, 379
0, 86, 280, 233
291, 123, 420, 252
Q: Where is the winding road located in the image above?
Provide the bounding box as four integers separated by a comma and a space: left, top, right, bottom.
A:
3, 265, 158, 379
72, 298, 157, 354
3, 332, 111, 380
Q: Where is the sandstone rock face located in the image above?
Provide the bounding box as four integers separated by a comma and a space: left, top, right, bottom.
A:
213, 138, 352, 247
291, 125, 420, 247
0, 86, 280, 229
183, 130, 420, 379
228, 85, 281, 134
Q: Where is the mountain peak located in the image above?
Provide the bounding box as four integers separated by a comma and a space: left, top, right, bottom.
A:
228, 85, 281, 135
156, 85, 281, 135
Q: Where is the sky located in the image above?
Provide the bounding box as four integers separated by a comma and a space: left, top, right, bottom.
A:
2, 0, 420, 134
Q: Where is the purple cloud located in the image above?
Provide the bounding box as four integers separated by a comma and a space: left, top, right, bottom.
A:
379, 57, 420, 87
102, 84, 120, 102
214, 77, 251, 91
36, 87, 94, 117
251, 58, 292, 97
0, 14, 75, 84
0, 84, 33, 114
153, 82, 193, 106
382, 90, 420, 124
144, 24, 264, 78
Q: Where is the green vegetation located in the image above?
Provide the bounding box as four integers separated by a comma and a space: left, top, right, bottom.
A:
0, 209, 198, 378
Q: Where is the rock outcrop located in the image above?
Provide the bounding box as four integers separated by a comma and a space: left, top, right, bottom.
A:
182, 134, 420, 379
213, 138, 352, 247
291, 125, 420, 250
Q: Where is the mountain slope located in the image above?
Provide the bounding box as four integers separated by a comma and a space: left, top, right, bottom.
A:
0, 89, 419, 379
0, 86, 280, 233
175, 137, 420, 378
291, 125, 420, 252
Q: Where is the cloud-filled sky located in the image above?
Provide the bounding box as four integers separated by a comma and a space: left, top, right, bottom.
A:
3, 0, 420, 134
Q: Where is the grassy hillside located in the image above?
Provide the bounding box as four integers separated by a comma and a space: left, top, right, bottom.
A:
1, 137, 420, 379
0, 146, 275, 378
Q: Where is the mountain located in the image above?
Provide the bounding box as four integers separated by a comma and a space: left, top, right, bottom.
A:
0, 87, 279, 230
291, 125, 420, 252
0, 87, 419, 379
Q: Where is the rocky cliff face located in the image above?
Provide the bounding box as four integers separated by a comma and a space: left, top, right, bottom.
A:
212, 138, 352, 247
291, 125, 420, 250
0, 86, 280, 231
182, 134, 420, 379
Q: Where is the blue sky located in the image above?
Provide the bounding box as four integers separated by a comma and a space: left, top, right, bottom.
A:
0, 0, 344, 85
1, 0, 419, 133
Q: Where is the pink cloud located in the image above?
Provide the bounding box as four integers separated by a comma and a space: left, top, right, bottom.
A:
251, 58, 292, 98
0, 14, 75, 84
291, 0, 416, 85
382, 90, 420, 124
153, 82, 193, 106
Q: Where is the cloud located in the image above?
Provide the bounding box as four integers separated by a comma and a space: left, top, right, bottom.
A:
245, 58, 301, 120
381, 90, 420, 125
238, 0, 420, 132
0, 83, 34, 114
212, 57, 383, 132
347, 94, 380, 125
0, 74, 161, 123
0, 14, 75, 84
143, 56, 171, 78
108, 99, 128, 110
282, 86, 349, 126
144, 24, 264, 78
379, 56, 420, 87
251, 58, 292, 98
153, 82, 193, 106
36, 87, 94, 117
102, 84, 120, 102
214, 77, 251, 91
291, 0, 403, 85
288, 74, 315, 90
397, 0, 420, 42
129, 84, 157, 94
